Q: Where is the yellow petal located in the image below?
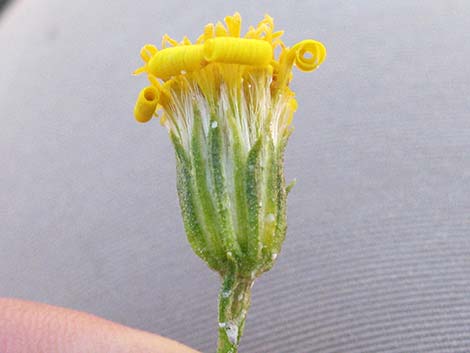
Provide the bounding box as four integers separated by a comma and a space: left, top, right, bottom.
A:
134, 86, 159, 123
291, 39, 327, 72
203, 38, 272, 66
148, 44, 206, 79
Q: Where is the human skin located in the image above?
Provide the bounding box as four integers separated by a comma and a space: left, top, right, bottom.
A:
0, 298, 200, 353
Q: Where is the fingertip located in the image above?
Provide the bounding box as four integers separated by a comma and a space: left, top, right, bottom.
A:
0, 298, 200, 353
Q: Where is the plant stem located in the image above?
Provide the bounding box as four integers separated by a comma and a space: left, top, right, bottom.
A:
216, 270, 253, 353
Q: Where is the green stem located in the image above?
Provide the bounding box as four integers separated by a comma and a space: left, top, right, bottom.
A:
217, 269, 253, 353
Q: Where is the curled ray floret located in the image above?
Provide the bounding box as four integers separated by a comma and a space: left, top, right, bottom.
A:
133, 86, 159, 123
133, 12, 326, 125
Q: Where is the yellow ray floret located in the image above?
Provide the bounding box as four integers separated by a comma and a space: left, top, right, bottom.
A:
273, 39, 326, 92
148, 45, 206, 80
134, 86, 159, 123
289, 39, 326, 72
203, 38, 272, 66
139, 38, 274, 80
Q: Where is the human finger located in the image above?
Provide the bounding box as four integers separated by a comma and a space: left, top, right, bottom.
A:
0, 298, 200, 353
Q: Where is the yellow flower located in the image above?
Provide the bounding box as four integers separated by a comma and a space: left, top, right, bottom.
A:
133, 12, 326, 133
132, 14, 326, 353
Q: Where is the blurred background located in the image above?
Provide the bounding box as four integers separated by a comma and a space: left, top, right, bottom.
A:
0, 0, 9, 14
1, 1, 469, 352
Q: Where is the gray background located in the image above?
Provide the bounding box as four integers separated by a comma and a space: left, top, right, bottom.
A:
1, 0, 469, 352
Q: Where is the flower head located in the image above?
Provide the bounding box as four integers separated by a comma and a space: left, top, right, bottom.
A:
133, 13, 325, 277
133, 13, 325, 134
132, 13, 326, 352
